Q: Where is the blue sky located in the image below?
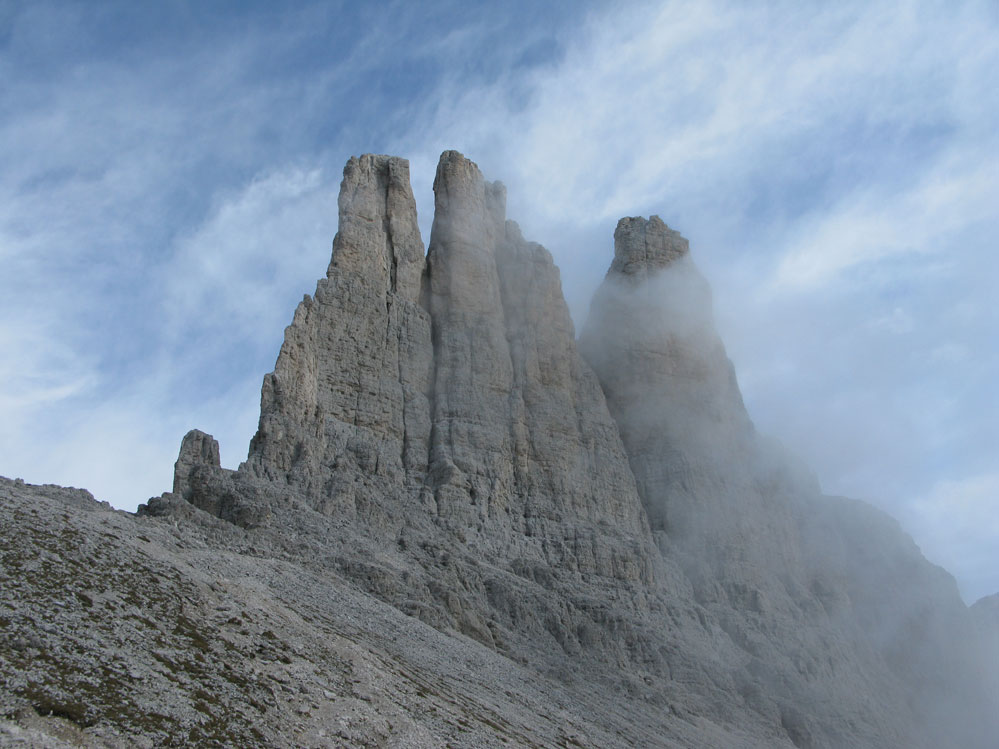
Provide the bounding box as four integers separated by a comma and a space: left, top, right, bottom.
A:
2, 0, 996, 602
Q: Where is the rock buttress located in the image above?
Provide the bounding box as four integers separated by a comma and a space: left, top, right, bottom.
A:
245, 154, 434, 522
424, 151, 657, 583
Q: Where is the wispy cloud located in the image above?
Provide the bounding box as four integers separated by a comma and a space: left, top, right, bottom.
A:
774, 153, 998, 289
0, 319, 97, 423
161, 167, 336, 360
402, 1, 994, 226
1, 0, 996, 598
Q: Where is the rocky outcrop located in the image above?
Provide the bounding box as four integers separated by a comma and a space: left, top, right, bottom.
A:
3, 151, 996, 748
172, 429, 220, 497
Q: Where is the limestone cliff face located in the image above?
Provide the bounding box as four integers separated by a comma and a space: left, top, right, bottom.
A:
117, 151, 997, 747
241, 151, 659, 590
423, 152, 656, 579
246, 154, 433, 519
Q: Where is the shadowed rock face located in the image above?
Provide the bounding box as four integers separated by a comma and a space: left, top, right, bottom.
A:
3, 151, 996, 748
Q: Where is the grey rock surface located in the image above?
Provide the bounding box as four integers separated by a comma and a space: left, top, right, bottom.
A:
246, 153, 433, 514
3, 477, 703, 748
2, 151, 996, 748
173, 429, 221, 497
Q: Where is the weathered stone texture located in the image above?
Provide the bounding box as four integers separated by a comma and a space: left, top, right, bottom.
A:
172, 428, 220, 497
245, 154, 434, 523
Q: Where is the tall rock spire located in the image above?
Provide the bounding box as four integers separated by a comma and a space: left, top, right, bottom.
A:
423, 151, 515, 524
246, 154, 434, 514
422, 151, 658, 579
580, 215, 759, 544
329, 154, 425, 301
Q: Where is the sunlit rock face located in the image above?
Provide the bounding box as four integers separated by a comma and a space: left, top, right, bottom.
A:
3, 151, 995, 748
243, 151, 661, 584
245, 154, 434, 516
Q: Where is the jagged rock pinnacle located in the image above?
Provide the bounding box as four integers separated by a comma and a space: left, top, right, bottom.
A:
429, 150, 506, 259
173, 429, 220, 497
329, 154, 425, 302
609, 215, 689, 279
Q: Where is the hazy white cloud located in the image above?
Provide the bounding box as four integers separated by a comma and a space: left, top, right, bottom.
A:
0, 320, 97, 424
163, 167, 336, 346
404, 0, 993, 225
774, 154, 998, 289
908, 473, 999, 601
0, 367, 264, 510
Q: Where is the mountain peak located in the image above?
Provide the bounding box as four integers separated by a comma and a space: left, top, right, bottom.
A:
610, 215, 689, 278
328, 153, 425, 302
430, 149, 506, 253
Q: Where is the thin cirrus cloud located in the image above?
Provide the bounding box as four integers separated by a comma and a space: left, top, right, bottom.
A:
162, 168, 335, 353
774, 154, 998, 290
1, 1, 996, 600
403, 1, 979, 228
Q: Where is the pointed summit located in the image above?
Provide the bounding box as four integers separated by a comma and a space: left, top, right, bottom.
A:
609, 215, 689, 279
429, 150, 506, 256
580, 219, 755, 542
329, 154, 425, 302
246, 153, 433, 505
